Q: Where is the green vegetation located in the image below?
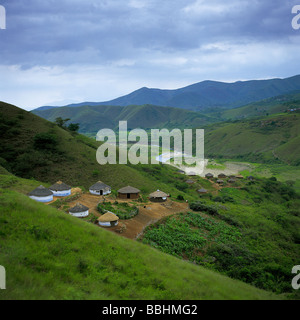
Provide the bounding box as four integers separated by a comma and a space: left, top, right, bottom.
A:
203, 113, 300, 165
32, 104, 215, 136
142, 177, 300, 298
97, 201, 139, 220
0, 184, 279, 300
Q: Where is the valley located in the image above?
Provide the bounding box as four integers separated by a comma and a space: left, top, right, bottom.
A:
1, 85, 300, 301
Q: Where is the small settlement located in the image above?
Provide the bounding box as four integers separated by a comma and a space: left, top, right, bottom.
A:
28, 171, 249, 228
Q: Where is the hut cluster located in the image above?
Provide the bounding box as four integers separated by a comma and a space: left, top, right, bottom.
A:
28, 180, 169, 227
205, 172, 254, 185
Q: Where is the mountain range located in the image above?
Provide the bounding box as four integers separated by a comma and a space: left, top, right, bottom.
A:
35, 75, 300, 112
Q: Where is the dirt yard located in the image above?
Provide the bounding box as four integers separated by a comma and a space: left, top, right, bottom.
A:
48, 190, 189, 240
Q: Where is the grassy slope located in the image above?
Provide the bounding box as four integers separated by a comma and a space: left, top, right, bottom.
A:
0, 180, 279, 300
141, 178, 300, 298
219, 91, 300, 121
204, 113, 300, 165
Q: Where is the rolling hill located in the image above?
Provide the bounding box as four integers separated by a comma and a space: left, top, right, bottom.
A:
34, 75, 300, 112
203, 113, 300, 165
204, 91, 300, 121
32, 104, 215, 135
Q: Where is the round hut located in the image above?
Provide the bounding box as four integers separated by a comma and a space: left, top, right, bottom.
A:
218, 173, 227, 179
98, 212, 119, 227
69, 203, 89, 218
197, 188, 208, 194
49, 181, 71, 197
236, 174, 244, 179
217, 179, 224, 185
118, 186, 140, 200
205, 173, 214, 179
29, 185, 53, 203
149, 190, 168, 202
89, 181, 111, 196
186, 179, 195, 184
228, 178, 236, 183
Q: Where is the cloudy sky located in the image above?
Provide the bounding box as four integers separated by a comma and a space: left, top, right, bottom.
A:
0, 0, 300, 110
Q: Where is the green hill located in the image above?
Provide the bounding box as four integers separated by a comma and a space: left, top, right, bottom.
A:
0, 173, 280, 300
0, 101, 201, 200
205, 91, 300, 121
204, 113, 300, 165
32, 104, 215, 136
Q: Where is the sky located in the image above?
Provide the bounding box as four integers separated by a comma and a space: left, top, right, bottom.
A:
0, 0, 300, 110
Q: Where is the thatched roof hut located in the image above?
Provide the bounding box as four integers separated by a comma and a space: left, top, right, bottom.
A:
149, 190, 168, 202
29, 185, 53, 203
89, 181, 111, 196
197, 188, 208, 194
205, 173, 214, 179
216, 179, 224, 184
69, 203, 89, 218
98, 212, 119, 227
218, 173, 227, 178
185, 179, 194, 184
236, 174, 244, 179
228, 178, 236, 183
187, 171, 197, 176
118, 186, 140, 199
49, 181, 71, 197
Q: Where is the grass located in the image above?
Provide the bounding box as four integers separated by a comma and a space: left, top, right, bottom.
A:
0, 187, 280, 300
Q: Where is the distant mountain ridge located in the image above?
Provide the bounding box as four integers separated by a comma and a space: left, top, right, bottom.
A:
35, 75, 300, 112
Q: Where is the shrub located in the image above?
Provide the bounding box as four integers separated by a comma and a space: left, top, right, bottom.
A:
33, 132, 58, 151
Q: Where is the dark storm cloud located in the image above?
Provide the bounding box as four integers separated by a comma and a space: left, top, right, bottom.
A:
0, 0, 297, 67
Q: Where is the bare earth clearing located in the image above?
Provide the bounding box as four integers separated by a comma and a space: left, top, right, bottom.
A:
48, 190, 189, 240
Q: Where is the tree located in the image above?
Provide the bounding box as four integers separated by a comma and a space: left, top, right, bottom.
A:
55, 117, 70, 128
68, 123, 80, 132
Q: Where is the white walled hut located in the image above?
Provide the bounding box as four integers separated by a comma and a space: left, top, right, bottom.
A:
49, 181, 71, 197
98, 212, 119, 227
89, 181, 111, 196
29, 185, 53, 203
149, 190, 168, 202
69, 203, 89, 218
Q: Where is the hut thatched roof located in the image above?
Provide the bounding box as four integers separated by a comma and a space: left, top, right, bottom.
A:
217, 180, 224, 184
29, 185, 53, 197
236, 174, 244, 179
205, 173, 214, 177
198, 188, 208, 193
69, 203, 89, 213
149, 190, 168, 198
89, 181, 111, 191
118, 186, 140, 194
49, 181, 71, 191
187, 171, 197, 176
98, 212, 119, 222
218, 173, 227, 178
185, 179, 194, 184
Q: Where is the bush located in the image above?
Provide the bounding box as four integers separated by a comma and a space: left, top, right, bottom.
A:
33, 132, 58, 151
189, 201, 219, 216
